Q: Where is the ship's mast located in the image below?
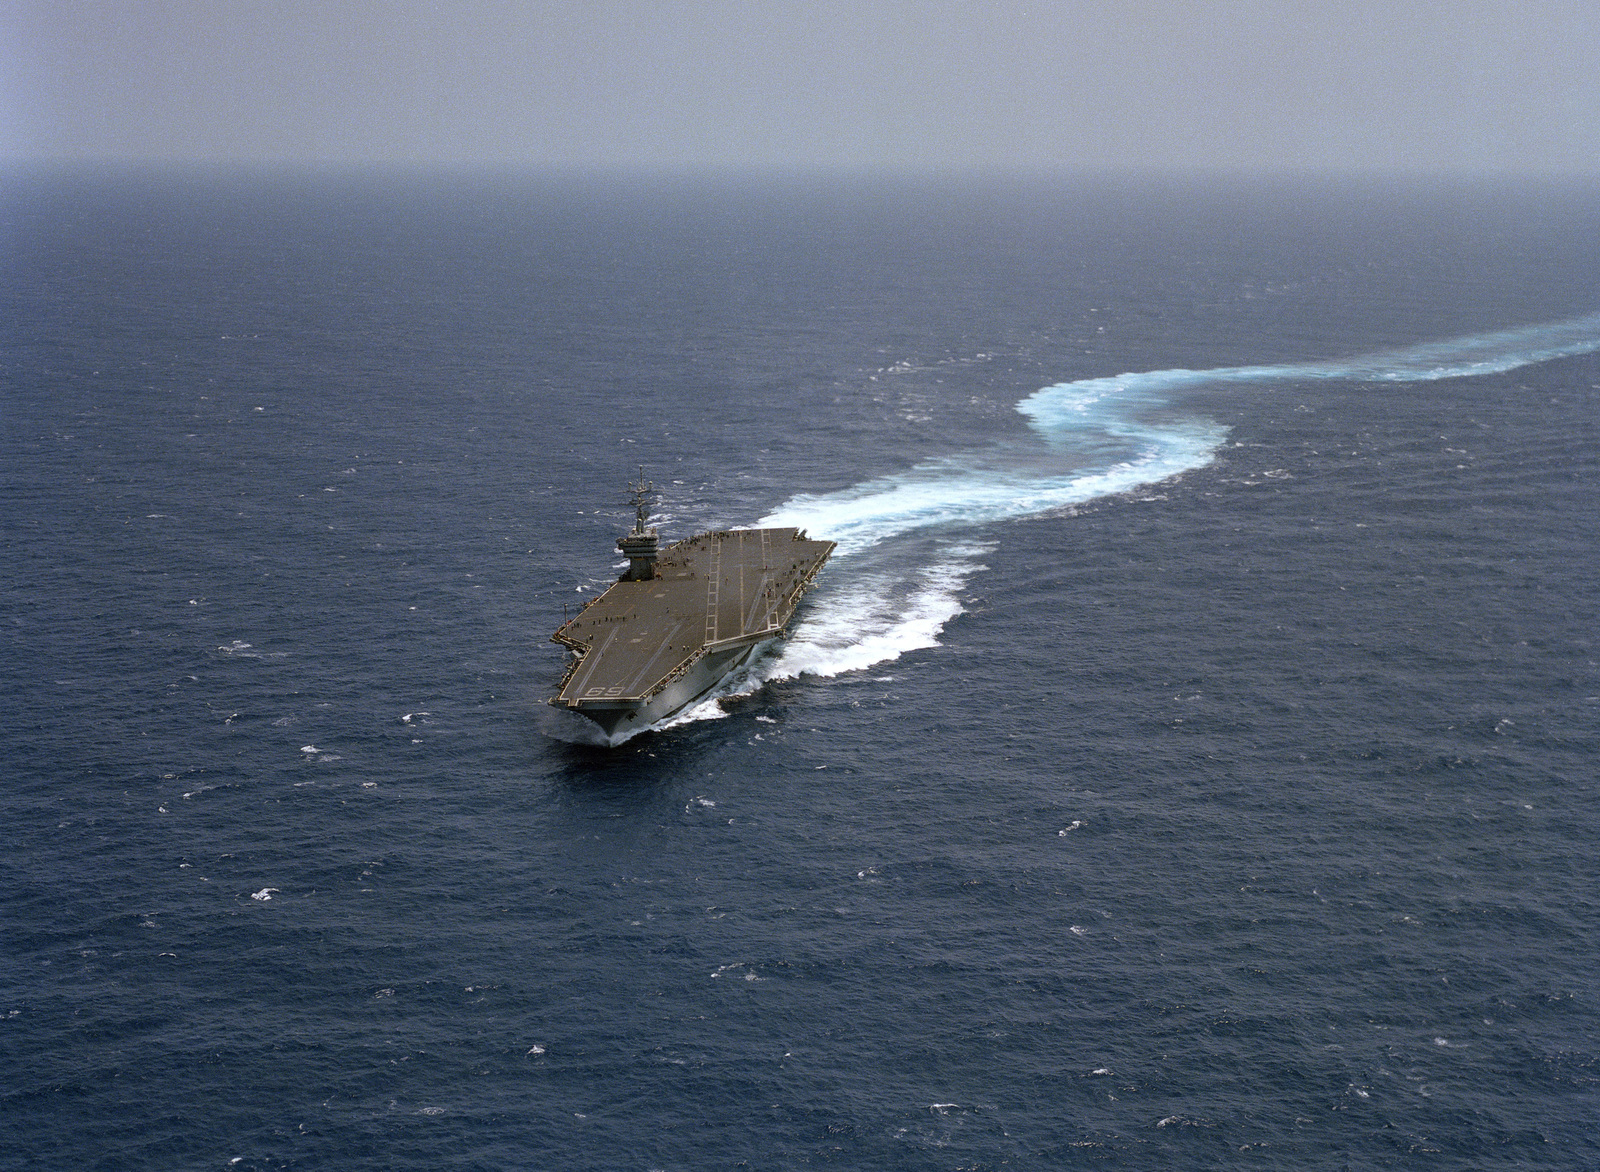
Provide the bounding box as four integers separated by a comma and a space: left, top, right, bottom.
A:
616, 466, 659, 581
628, 468, 653, 533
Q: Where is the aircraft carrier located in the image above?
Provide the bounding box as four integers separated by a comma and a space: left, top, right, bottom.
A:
550, 476, 834, 738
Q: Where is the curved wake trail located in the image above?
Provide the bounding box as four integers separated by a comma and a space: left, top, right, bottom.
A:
631, 311, 1600, 735
768, 310, 1600, 557
739, 312, 1600, 694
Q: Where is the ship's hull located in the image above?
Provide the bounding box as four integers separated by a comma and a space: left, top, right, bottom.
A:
567, 639, 766, 737
549, 525, 834, 741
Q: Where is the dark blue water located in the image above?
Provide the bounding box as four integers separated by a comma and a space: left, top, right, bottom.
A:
3, 168, 1598, 1170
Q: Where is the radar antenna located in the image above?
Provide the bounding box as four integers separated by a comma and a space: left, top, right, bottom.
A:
627, 466, 655, 534
617, 466, 660, 581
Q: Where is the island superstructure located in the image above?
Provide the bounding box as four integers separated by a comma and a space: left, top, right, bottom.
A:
550, 475, 834, 738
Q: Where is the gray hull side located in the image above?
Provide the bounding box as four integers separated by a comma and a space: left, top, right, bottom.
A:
576, 641, 764, 738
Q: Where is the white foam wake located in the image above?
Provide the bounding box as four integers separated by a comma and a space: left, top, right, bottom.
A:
632, 545, 994, 738
759, 424, 1225, 557
1018, 310, 1600, 433
746, 311, 1600, 692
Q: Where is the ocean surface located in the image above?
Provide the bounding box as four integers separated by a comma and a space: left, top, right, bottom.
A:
3, 168, 1597, 1170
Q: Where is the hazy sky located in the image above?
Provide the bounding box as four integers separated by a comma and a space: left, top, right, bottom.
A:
5, 0, 1598, 172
